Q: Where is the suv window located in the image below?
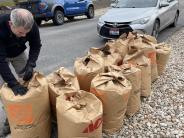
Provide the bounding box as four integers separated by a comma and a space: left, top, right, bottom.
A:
115, 0, 158, 8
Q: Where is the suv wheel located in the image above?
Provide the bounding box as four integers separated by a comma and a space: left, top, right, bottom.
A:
86, 6, 94, 19
171, 12, 179, 27
53, 10, 64, 25
152, 20, 160, 38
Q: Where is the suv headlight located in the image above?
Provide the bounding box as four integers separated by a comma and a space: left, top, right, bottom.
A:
98, 18, 105, 26
39, 2, 48, 10
131, 17, 150, 25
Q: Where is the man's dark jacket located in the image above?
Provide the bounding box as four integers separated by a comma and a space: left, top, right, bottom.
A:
0, 14, 42, 87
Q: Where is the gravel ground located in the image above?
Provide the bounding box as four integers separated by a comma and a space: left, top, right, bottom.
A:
103, 29, 184, 138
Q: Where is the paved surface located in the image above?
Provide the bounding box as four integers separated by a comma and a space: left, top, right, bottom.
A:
1, 0, 184, 137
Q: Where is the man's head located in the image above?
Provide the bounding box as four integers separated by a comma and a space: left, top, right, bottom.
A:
9, 8, 34, 37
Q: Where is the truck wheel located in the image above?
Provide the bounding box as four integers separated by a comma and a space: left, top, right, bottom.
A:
35, 19, 42, 26
86, 6, 94, 19
53, 10, 64, 25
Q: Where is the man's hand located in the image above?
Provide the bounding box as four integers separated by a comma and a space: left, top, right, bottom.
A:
10, 83, 28, 96
19, 63, 34, 81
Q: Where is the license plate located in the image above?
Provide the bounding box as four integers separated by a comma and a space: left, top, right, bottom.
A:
109, 28, 119, 35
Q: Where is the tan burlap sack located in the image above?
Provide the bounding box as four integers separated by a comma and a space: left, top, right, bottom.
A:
105, 64, 141, 117
74, 54, 104, 92
105, 40, 128, 59
46, 67, 80, 119
89, 45, 122, 66
138, 33, 157, 44
120, 64, 141, 116
124, 51, 151, 97
0, 72, 51, 138
56, 90, 103, 138
155, 43, 171, 75
141, 39, 158, 82
90, 72, 132, 134
127, 32, 158, 82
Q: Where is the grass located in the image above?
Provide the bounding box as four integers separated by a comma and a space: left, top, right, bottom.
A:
0, 0, 29, 7
0, 1, 15, 7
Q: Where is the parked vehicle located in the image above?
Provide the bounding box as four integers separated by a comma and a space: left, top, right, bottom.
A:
97, 0, 179, 39
16, 0, 94, 25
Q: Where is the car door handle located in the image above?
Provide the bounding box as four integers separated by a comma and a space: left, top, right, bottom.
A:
78, 0, 84, 2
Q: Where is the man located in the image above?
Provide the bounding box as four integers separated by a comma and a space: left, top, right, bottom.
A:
0, 8, 42, 136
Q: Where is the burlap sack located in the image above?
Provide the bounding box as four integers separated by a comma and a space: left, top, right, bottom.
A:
46, 67, 80, 119
106, 33, 131, 59
138, 33, 157, 44
105, 64, 141, 117
56, 90, 103, 138
89, 45, 122, 67
120, 64, 141, 116
141, 38, 158, 82
155, 43, 171, 75
127, 32, 158, 82
124, 52, 151, 97
74, 54, 104, 92
90, 72, 132, 134
0, 72, 51, 138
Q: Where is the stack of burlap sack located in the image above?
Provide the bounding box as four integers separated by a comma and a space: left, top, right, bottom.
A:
74, 32, 171, 134
47, 67, 103, 138
0, 68, 103, 138
0, 32, 171, 137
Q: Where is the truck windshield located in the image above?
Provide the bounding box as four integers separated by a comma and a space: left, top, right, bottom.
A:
115, 0, 158, 8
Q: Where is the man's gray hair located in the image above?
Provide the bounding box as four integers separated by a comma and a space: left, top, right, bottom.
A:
10, 8, 34, 30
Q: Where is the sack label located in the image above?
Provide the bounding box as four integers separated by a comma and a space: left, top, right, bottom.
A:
147, 52, 156, 65
83, 117, 103, 133
7, 103, 33, 125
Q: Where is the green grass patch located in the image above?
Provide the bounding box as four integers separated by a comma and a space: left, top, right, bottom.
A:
0, 1, 15, 7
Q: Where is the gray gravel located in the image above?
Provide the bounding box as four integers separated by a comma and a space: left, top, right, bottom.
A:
103, 29, 184, 138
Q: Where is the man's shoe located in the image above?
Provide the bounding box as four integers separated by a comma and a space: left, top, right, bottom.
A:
2, 119, 10, 137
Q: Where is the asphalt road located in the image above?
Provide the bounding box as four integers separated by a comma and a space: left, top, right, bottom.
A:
0, 1, 184, 137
